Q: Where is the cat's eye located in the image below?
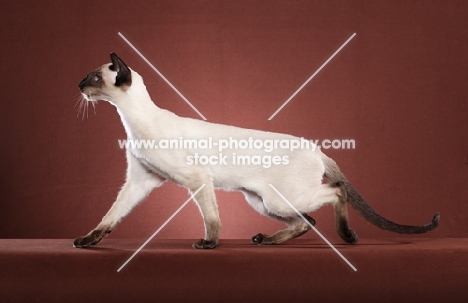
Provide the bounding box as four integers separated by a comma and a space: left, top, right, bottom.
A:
93, 75, 101, 82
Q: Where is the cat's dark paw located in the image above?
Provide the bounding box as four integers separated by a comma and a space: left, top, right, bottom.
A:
251, 233, 266, 245
341, 230, 359, 245
73, 229, 109, 248
192, 239, 218, 249
73, 235, 97, 248
302, 214, 316, 226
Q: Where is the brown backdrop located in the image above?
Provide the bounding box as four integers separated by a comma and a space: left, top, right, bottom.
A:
1, 0, 467, 242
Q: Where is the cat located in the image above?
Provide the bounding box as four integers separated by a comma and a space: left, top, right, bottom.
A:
74, 53, 440, 249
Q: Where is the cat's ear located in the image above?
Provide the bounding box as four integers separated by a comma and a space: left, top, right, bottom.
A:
109, 53, 132, 87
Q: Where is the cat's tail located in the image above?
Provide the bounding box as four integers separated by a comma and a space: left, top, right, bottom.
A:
321, 154, 440, 234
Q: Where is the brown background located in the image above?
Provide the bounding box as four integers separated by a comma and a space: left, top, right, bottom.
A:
1, 0, 467, 242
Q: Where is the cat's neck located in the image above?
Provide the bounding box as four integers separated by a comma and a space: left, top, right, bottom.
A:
108, 70, 156, 113
111, 72, 171, 139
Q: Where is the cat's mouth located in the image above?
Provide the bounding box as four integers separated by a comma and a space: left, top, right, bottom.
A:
81, 92, 95, 101
79, 87, 98, 101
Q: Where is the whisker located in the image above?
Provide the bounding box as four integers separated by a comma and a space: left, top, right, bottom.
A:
74, 93, 97, 121
83, 100, 88, 120
90, 100, 97, 116
74, 94, 84, 119
81, 97, 87, 120
85, 97, 89, 120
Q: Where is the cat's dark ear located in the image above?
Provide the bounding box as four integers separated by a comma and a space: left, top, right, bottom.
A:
109, 53, 132, 87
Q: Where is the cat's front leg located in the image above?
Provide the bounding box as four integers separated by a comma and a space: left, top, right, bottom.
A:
189, 180, 221, 249
73, 151, 165, 248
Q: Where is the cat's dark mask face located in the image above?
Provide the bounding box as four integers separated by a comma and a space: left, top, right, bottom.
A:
78, 71, 103, 91
78, 53, 132, 101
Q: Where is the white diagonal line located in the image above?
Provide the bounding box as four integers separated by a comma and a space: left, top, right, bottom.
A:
268, 33, 356, 120
117, 184, 206, 272
268, 184, 357, 272
118, 32, 207, 120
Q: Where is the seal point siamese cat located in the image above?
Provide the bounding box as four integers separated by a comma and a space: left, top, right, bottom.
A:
74, 53, 440, 249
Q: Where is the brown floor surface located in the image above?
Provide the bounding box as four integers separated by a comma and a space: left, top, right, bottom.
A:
1, 238, 467, 303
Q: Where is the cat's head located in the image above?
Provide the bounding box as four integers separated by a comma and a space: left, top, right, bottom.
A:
78, 53, 132, 102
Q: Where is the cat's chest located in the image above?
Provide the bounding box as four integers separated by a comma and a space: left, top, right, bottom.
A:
121, 123, 153, 161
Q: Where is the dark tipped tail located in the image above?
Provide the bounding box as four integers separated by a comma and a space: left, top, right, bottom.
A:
322, 155, 440, 234
344, 182, 440, 234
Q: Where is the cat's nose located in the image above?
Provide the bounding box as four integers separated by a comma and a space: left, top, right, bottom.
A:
78, 77, 88, 90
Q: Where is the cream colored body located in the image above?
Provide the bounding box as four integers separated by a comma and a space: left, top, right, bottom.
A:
74, 54, 438, 249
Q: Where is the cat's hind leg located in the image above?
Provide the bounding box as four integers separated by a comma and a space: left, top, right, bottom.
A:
73, 152, 165, 248
332, 181, 358, 244
252, 183, 358, 245
242, 190, 316, 245
251, 215, 316, 245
